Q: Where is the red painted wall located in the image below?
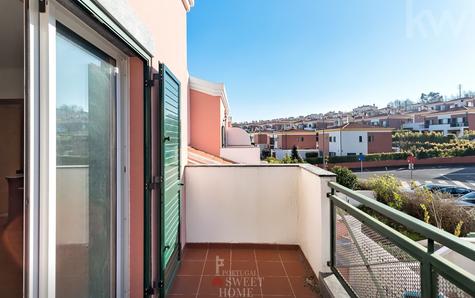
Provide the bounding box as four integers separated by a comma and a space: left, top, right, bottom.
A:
190, 89, 221, 156
279, 134, 317, 149
317, 133, 329, 154
129, 58, 144, 298
468, 114, 475, 131
255, 134, 269, 144
367, 132, 392, 153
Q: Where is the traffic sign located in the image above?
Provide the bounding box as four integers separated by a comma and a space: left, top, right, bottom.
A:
358, 153, 365, 161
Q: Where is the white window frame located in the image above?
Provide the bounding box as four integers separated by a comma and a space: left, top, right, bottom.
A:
37, 1, 130, 297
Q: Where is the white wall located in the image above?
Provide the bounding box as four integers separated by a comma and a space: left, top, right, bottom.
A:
220, 147, 261, 164
56, 166, 89, 245
226, 127, 252, 146
185, 164, 335, 274
185, 166, 300, 244
298, 165, 333, 275
341, 131, 367, 155
328, 131, 368, 156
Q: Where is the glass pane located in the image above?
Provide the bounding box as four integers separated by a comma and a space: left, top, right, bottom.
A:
56, 25, 116, 298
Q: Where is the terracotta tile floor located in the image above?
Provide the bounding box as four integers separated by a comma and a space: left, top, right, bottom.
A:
168, 244, 320, 298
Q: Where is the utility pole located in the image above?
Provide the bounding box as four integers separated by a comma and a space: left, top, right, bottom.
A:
322, 117, 326, 169
459, 84, 462, 99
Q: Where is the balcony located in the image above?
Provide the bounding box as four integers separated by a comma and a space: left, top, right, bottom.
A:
450, 122, 469, 128
171, 164, 475, 297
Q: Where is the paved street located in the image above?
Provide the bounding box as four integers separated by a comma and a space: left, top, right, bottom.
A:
354, 165, 475, 191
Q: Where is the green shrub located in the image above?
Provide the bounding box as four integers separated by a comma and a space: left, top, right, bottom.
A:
366, 174, 402, 205
305, 156, 323, 164
331, 166, 358, 189
403, 189, 475, 237
266, 154, 301, 164
305, 151, 319, 158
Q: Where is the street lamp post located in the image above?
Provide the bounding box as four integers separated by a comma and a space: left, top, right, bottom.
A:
322, 117, 326, 169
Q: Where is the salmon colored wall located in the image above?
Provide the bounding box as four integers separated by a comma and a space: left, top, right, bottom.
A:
280, 135, 317, 150
367, 132, 393, 153
468, 114, 475, 130
190, 89, 221, 156
317, 133, 329, 154
129, 57, 144, 298
255, 134, 269, 144
127, 0, 189, 163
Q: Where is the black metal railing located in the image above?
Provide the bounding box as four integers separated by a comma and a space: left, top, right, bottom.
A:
327, 181, 475, 298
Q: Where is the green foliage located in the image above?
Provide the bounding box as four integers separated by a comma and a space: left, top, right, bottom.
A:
305, 151, 319, 158
324, 152, 409, 164
291, 146, 303, 162
260, 148, 271, 160
393, 130, 453, 150
305, 156, 323, 164
266, 154, 301, 164
363, 178, 475, 237
330, 166, 358, 189
461, 130, 475, 141
366, 174, 402, 206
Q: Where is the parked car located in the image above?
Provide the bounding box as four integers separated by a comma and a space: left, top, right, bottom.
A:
422, 183, 473, 196
455, 192, 475, 207
422, 183, 447, 192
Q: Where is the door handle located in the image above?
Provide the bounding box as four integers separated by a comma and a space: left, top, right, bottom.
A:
164, 136, 170, 142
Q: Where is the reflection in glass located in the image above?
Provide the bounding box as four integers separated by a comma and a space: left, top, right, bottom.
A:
56, 24, 116, 298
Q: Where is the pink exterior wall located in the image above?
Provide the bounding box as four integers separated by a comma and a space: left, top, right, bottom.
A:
190, 89, 221, 157
317, 133, 329, 153
468, 114, 475, 130
280, 134, 317, 150
255, 134, 269, 145
129, 58, 144, 298
367, 132, 393, 154
127, 0, 190, 165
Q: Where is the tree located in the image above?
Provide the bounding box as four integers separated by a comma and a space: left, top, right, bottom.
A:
420, 92, 443, 103
291, 145, 302, 162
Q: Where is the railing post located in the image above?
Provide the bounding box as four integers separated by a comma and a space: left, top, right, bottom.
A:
328, 187, 335, 267
421, 238, 437, 298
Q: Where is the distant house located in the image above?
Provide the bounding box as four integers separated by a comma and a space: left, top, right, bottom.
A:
274, 130, 318, 150
189, 76, 260, 164
354, 114, 412, 129
316, 123, 393, 157
402, 107, 475, 136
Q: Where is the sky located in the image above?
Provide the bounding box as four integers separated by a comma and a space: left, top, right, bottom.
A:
188, 0, 475, 122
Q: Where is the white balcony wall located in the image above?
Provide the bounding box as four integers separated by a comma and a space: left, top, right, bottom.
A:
56, 166, 89, 245
220, 147, 261, 164
185, 164, 335, 274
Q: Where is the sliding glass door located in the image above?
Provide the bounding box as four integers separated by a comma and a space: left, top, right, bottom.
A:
55, 24, 117, 298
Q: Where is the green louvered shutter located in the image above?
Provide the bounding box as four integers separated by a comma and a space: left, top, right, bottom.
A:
159, 64, 181, 294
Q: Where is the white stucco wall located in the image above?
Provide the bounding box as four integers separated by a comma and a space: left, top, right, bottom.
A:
185, 166, 300, 244
185, 164, 335, 274
220, 147, 261, 164
341, 131, 368, 155
56, 167, 89, 245
328, 131, 368, 156
298, 165, 333, 275
226, 127, 252, 146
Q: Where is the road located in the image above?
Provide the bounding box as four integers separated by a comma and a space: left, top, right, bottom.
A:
354, 165, 475, 191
